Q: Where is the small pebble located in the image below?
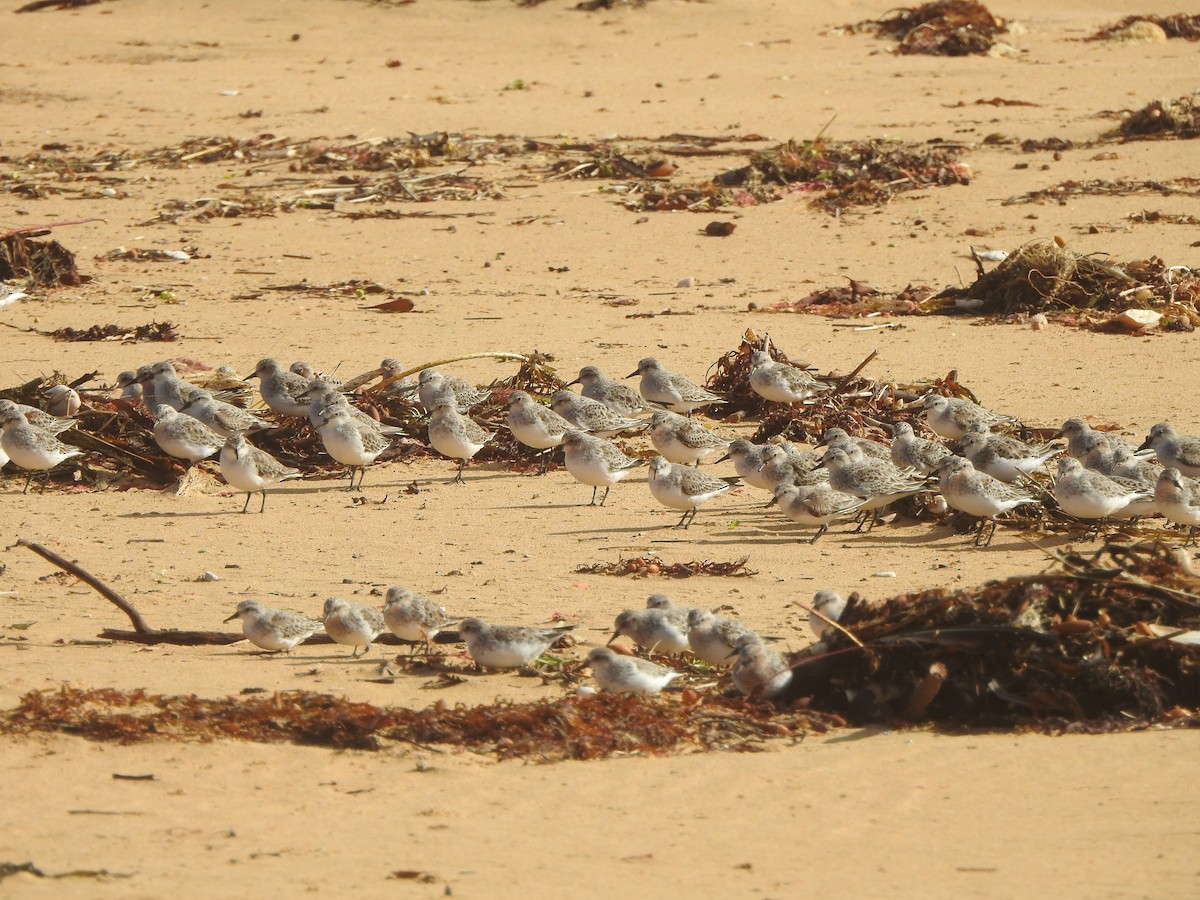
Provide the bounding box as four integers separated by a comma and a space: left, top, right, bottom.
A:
676, 276, 694, 288
198, 571, 220, 583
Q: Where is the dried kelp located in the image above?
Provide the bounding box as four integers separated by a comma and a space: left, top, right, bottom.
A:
49, 322, 178, 343
788, 542, 1200, 731
1, 131, 969, 218
765, 281, 935, 318
1129, 210, 1200, 227
1088, 15, 1200, 42
1002, 177, 1200, 206
927, 239, 1200, 325
624, 138, 970, 215
703, 328, 939, 446
0, 861, 131, 882
574, 555, 756, 577
839, 1, 1010, 56
1115, 95, 1200, 141
0, 231, 88, 288
0, 687, 823, 760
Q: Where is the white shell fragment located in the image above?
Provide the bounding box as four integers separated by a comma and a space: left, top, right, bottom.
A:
1112, 309, 1162, 331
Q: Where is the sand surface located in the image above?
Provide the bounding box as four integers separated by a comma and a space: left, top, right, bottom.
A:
1, 0, 1198, 895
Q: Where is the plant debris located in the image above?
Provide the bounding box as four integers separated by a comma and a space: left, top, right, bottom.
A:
838, 1, 1010, 56
764, 281, 935, 318
703, 328, 933, 446
788, 542, 1200, 732
0, 860, 132, 882
1002, 177, 1200, 206
1, 132, 970, 220
48, 322, 179, 343
1115, 95, 1200, 141
95, 247, 195, 263
1088, 14, 1200, 42
622, 138, 970, 215
574, 555, 756, 577
0, 687, 823, 760
927, 239, 1200, 327
0, 230, 88, 289
1129, 210, 1200, 227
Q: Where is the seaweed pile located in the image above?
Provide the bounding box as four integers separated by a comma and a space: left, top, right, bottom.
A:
838, 1, 1010, 56
788, 543, 1200, 732
1116, 94, 1200, 141
574, 554, 755, 578
0, 229, 88, 289
48, 322, 178, 343
1088, 14, 1200, 42
704, 328, 960, 446
927, 239, 1200, 328
624, 138, 971, 215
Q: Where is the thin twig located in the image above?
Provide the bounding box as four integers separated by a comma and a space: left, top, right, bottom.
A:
793, 600, 864, 648
835, 349, 879, 392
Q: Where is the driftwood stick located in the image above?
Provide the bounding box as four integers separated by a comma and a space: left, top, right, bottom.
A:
18, 539, 154, 633
835, 349, 878, 391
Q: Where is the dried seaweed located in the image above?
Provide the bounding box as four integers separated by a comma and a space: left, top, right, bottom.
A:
622, 138, 970, 215
0, 860, 131, 882
927, 239, 1200, 325
703, 328, 942, 447
764, 281, 935, 318
49, 322, 178, 343
574, 554, 756, 577
1115, 95, 1200, 141
1002, 177, 1200, 206
2, 132, 969, 219
1088, 15, 1200, 42
0, 687, 822, 760
1129, 210, 1200, 227
839, 1, 1010, 56
0, 231, 88, 288
787, 542, 1200, 731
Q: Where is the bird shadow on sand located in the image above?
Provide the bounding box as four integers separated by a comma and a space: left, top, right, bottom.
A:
548, 522, 665, 538
838, 526, 1082, 553
114, 509, 230, 519
497, 501, 599, 511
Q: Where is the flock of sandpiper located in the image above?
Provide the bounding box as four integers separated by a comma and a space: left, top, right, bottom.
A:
4, 346, 1200, 697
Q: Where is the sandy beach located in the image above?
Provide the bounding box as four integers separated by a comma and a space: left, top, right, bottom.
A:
1, 0, 1199, 895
